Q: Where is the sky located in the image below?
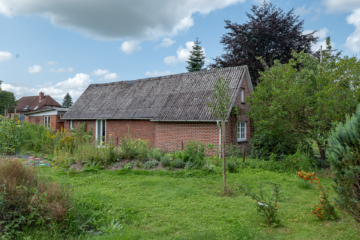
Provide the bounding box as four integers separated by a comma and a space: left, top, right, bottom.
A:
0, 0, 359, 103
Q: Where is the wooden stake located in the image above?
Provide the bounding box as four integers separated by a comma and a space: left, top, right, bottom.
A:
243, 146, 246, 163
182, 140, 184, 151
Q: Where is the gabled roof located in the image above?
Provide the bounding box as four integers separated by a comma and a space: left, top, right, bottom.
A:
62, 66, 252, 121
15, 95, 61, 113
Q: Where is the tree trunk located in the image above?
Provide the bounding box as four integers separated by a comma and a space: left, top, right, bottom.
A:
317, 141, 326, 160
222, 120, 226, 192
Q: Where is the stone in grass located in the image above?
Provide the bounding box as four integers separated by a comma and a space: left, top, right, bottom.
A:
40, 160, 48, 164
35, 158, 41, 161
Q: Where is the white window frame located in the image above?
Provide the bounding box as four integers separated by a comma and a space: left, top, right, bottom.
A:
44, 116, 50, 128
96, 119, 107, 146
241, 88, 245, 103
70, 120, 74, 129
237, 121, 246, 142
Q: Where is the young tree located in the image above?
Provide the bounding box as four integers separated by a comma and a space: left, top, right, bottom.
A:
207, 70, 232, 191
186, 38, 206, 72
211, 2, 317, 86
0, 81, 17, 115
248, 40, 360, 159
62, 93, 73, 108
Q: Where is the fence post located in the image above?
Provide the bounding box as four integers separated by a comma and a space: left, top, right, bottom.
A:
182, 140, 183, 151
117, 137, 119, 146
243, 146, 246, 163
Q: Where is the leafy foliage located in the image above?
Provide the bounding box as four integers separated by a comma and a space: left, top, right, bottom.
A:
143, 160, 158, 169
119, 135, 149, 161
183, 140, 206, 169
239, 181, 282, 227
328, 105, 360, 223
173, 158, 185, 168
248, 40, 360, 159
0, 116, 22, 154
211, 2, 317, 86
160, 155, 171, 167
0, 81, 17, 115
186, 37, 206, 72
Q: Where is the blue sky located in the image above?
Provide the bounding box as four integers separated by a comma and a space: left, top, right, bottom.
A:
0, 0, 359, 103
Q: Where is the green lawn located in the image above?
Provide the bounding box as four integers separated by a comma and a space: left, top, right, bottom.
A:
25, 164, 358, 240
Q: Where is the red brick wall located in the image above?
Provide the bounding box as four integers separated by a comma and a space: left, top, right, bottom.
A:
154, 122, 220, 152
29, 116, 43, 126
64, 120, 96, 136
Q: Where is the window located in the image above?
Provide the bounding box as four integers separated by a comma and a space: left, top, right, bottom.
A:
46, 106, 51, 109
96, 120, 106, 146
20, 113, 25, 122
34, 106, 38, 110
70, 120, 74, 129
241, 88, 245, 103
237, 122, 246, 141
44, 116, 50, 128
23, 105, 30, 110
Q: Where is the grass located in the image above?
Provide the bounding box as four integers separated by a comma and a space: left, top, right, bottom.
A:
21, 163, 358, 240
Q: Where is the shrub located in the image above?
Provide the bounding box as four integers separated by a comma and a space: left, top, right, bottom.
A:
173, 158, 185, 168
143, 160, 158, 169
0, 158, 70, 238
0, 116, 22, 154
120, 135, 149, 161
184, 140, 206, 169
227, 159, 238, 173
160, 155, 171, 167
124, 162, 133, 169
150, 148, 163, 161
239, 181, 282, 227
328, 106, 360, 223
185, 161, 194, 170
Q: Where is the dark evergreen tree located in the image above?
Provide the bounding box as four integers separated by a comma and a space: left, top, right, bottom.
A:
0, 80, 17, 115
62, 93, 73, 108
211, 2, 318, 86
186, 38, 206, 72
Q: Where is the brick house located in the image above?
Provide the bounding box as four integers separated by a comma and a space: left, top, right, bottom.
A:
62, 66, 254, 152
10, 92, 62, 122
25, 108, 68, 131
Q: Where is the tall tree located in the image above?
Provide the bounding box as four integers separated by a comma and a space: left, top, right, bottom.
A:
211, 2, 317, 86
186, 38, 206, 72
0, 81, 17, 115
248, 39, 360, 159
62, 93, 73, 108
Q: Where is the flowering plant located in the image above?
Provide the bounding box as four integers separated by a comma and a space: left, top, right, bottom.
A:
298, 171, 338, 220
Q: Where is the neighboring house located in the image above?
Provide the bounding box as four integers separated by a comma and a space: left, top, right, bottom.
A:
62, 66, 254, 152
25, 108, 68, 131
10, 92, 62, 122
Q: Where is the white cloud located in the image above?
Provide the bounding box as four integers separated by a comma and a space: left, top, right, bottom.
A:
346, 9, 360, 53
164, 56, 178, 66
47, 61, 58, 65
0, 51, 12, 62
157, 38, 176, 48
323, 0, 360, 12
164, 41, 205, 65
303, 28, 331, 52
120, 41, 142, 54
92, 69, 110, 76
103, 73, 118, 81
295, 5, 312, 16
145, 70, 172, 77
0, 0, 245, 40
92, 69, 118, 81
50, 67, 73, 73
303, 27, 329, 40
28, 65, 42, 74
2, 73, 92, 102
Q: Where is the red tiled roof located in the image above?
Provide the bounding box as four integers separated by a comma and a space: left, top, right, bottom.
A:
14, 95, 61, 113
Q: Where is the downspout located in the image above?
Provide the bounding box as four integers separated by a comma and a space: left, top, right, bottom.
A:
216, 120, 221, 158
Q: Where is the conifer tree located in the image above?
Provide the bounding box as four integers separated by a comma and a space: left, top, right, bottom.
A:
62, 93, 73, 108
186, 38, 206, 72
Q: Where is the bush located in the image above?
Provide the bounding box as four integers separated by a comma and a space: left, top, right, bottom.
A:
184, 140, 206, 169
173, 158, 185, 168
328, 105, 360, 223
143, 160, 158, 169
227, 159, 238, 173
239, 181, 282, 227
0, 158, 70, 238
119, 135, 149, 161
0, 116, 22, 154
150, 148, 163, 161
160, 155, 170, 167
